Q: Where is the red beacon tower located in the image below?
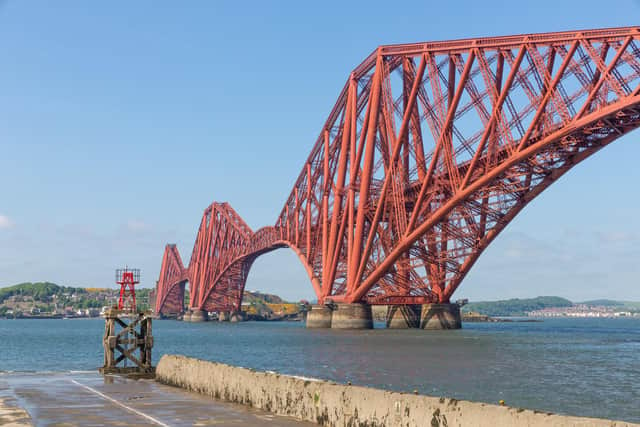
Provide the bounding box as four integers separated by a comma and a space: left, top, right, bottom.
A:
116, 268, 140, 312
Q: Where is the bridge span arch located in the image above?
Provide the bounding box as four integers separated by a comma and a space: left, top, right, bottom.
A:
155, 204, 320, 315
156, 26, 640, 317
194, 226, 322, 313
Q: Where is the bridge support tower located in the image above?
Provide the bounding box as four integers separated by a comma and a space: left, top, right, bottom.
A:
330, 303, 373, 329
229, 311, 245, 322
386, 305, 421, 329
305, 303, 374, 329
190, 309, 209, 322
420, 304, 461, 330
306, 305, 333, 328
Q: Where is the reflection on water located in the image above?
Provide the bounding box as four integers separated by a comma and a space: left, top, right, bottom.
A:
0, 317, 638, 422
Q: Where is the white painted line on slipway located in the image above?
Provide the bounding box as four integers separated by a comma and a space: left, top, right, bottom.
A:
69, 379, 171, 427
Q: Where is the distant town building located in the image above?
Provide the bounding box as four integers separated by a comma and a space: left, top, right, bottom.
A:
528, 304, 638, 318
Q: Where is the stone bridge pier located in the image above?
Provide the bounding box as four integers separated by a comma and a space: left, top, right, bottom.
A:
306, 303, 462, 330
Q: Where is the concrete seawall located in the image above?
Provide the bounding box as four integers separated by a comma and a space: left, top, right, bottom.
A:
156, 354, 639, 427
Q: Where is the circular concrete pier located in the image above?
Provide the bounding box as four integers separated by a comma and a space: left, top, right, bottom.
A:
386, 305, 421, 328
218, 311, 230, 322
190, 309, 209, 322
420, 304, 461, 329
331, 303, 373, 329
182, 311, 192, 322
229, 311, 245, 322
305, 305, 333, 328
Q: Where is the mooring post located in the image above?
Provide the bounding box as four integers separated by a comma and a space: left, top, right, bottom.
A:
103, 316, 115, 367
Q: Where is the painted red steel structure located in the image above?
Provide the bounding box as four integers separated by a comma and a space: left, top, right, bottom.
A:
117, 268, 140, 312
156, 27, 640, 315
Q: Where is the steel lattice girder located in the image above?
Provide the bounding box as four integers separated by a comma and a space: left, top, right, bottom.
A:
155, 27, 640, 315
155, 244, 187, 314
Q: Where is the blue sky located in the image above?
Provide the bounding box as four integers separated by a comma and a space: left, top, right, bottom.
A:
1, 1, 640, 302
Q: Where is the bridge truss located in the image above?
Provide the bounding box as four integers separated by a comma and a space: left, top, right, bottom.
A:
156, 27, 640, 315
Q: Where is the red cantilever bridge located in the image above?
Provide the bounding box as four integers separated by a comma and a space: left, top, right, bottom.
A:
155, 27, 640, 327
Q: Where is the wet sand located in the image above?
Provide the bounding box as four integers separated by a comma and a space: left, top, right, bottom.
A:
0, 372, 313, 426
0, 396, 31, 426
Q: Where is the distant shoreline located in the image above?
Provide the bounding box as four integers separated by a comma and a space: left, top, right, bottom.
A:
3, 315, 639, 322
0, 316, 101, 320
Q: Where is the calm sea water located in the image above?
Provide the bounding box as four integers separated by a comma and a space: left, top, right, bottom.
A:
0, 317, 638, 422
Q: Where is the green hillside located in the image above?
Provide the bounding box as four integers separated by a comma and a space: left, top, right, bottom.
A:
0, 282, 83, 303
0, 282, 154, 317
618, 301, 640, 311
578, 299, 623, 306
243, 291, 286, 304
462, 296, 573, 317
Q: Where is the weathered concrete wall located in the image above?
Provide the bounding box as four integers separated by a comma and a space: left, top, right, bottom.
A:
156, 354, 639, 427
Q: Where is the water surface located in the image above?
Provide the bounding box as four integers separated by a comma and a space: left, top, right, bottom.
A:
1, 317, 638, 422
